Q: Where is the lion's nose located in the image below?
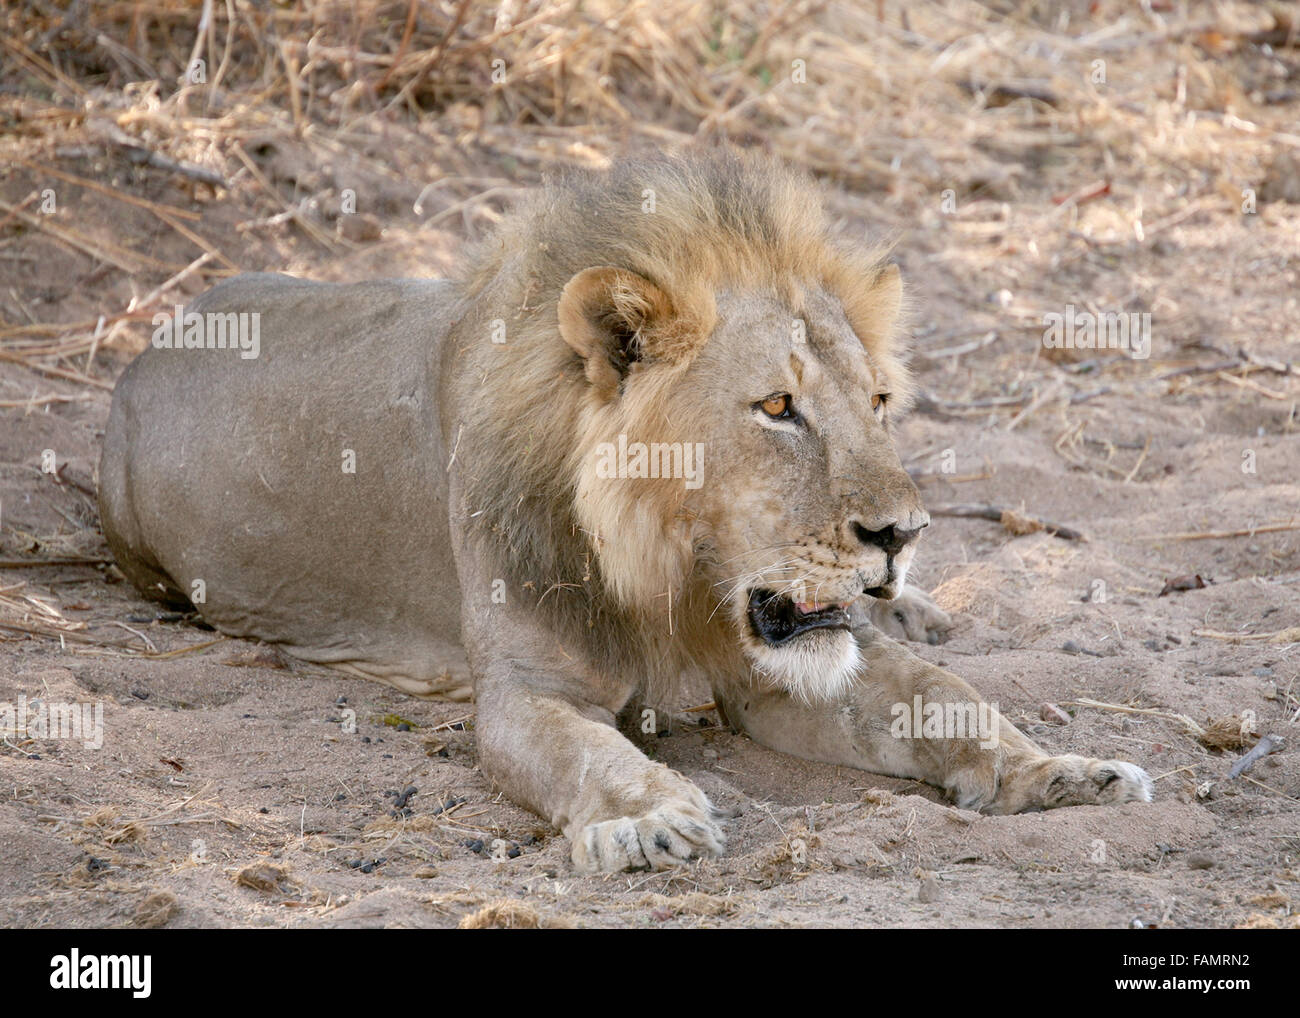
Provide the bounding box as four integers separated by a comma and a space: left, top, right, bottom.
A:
849, 514, 928, 556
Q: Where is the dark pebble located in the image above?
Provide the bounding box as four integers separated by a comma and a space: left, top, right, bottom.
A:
464, 839, 484, 854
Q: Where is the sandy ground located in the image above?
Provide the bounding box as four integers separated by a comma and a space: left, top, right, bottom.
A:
1, 1, 1298, 929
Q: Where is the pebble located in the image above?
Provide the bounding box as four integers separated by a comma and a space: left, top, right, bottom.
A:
1187, 852, 1216, 870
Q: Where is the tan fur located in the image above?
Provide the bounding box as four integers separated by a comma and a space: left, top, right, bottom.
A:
101, 148, 1152, 875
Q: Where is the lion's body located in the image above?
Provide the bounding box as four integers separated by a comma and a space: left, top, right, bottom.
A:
99, 275, 472, 697
100, 149, 1152, 871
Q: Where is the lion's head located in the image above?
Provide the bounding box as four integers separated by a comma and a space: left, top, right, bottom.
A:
454, 148, 926, 701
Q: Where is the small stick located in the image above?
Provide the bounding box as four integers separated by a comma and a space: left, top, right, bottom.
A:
0, 352, 114, 390
1052, 179, 1111, 207
1228, 734, 1285, 779
1122, 435, 1151, 484
1192, 627, 1300, 645
0, 557, 112, 568
1062, 698, 1206, 738
912, 470, 995, 484
86, 119, 226, 188
127, 252, 214, 313
144, 638, 226, 660
1214, 371, 1291, 400
14, 160, 202, 221
929, 503, 1086, 541
0, 197, 169, 274
0, 394, 97, 409
1005, 381, 1063, 431
918, 330, 999, 361
1137, 521, 1300, 541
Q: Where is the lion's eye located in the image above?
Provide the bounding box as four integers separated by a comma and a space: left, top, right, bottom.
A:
759, 394, 792, 419
871, 392, 889, 418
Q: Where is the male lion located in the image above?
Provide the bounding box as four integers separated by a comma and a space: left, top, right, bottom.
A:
99, 149, 1152, 872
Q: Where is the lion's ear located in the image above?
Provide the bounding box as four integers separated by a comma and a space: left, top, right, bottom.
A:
557, 266, 675, 397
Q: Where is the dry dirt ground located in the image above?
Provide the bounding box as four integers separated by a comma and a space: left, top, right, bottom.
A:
1, 1, 1298, 929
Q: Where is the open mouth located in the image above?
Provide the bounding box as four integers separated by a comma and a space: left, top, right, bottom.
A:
746, 589, 853, 646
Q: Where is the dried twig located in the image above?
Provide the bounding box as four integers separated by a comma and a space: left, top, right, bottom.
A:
1138, 522, 1300, 541
929, 503, 1086, 541
1192, 627, 1300, 645
1228, 735, 1286, 779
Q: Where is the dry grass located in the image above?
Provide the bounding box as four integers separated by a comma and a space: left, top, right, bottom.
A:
5, 1, 1296, 243
2, 1, 1296, 397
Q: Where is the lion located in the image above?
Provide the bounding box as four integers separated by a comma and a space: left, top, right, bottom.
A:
98, 148, 1152, 872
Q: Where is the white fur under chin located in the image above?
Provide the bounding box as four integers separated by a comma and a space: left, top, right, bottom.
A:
750, 631, 861, 703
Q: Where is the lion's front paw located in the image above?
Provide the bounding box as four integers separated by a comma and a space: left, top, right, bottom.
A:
985, 754, 1154, 815
571, 802, 725, 873
865, 587, 952, 645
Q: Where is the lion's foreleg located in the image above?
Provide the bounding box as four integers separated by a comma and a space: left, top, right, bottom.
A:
714, 624, 1152, 813
474, 672, 725, 871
